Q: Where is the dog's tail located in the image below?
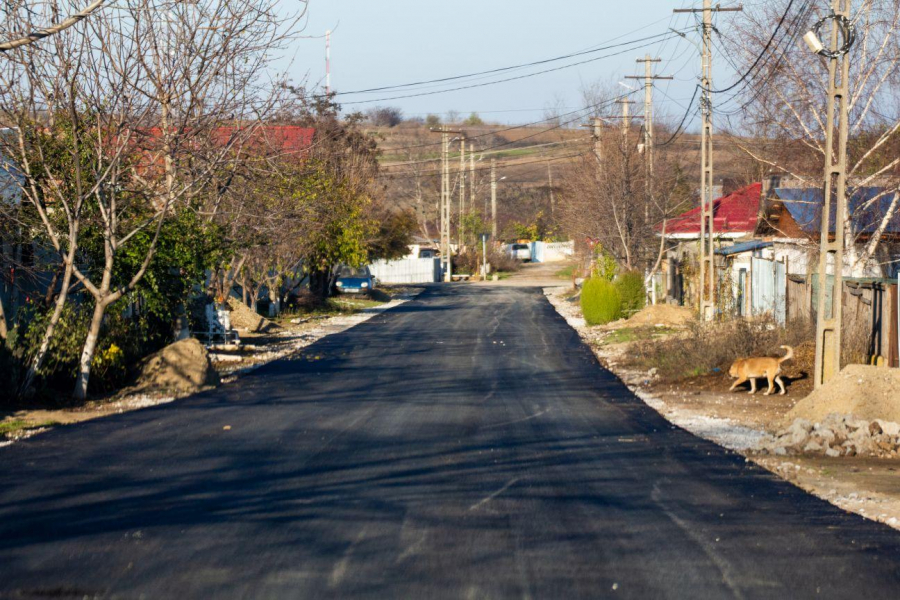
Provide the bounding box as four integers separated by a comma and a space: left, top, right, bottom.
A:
778, 345, 794, 364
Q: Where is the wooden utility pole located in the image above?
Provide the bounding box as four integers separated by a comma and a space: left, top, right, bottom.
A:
674, 0, 741, 320
431, 127, 462, 281
814, 1, 854, 387
491, 158, 498, 239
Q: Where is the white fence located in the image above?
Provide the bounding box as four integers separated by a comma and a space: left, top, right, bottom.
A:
531, 241, 574, 263
370, 257, 441, 284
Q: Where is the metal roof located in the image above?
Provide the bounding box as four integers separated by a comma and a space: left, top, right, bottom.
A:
714, 240, 773, 256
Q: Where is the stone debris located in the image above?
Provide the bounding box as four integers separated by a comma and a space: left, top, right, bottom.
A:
756, 413, 900, 458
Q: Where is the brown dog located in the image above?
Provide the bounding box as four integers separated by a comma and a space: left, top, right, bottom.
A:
728, 345, 794, 395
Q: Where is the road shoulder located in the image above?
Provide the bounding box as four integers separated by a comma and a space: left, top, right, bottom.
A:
543, 284, 900, 532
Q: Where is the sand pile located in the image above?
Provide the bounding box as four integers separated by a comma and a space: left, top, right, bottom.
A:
627, 303, 695, 327
226, 298, 281, 333
786, 365, 900, 423
757, 414, 900, 458
129, 338, 220, 395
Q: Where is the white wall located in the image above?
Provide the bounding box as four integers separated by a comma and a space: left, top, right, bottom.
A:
370, 257, 440, 284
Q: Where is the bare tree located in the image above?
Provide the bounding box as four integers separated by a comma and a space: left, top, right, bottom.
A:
0, 0, 105, 50
0, 0, 302, 398
724, 0, 900, 272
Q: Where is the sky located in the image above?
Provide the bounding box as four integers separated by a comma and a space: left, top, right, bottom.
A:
283, 0, 748, 127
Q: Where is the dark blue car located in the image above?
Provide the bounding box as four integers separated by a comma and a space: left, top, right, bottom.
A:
335, 265, 376, 295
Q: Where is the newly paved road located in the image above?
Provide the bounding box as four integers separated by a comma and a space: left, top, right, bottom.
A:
2, 285, 900, 599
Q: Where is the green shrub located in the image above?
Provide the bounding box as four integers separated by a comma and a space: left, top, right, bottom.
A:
615, 271, 646, 316
581, 278, 622, 325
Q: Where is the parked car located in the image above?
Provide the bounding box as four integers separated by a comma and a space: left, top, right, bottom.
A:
508, 243, 532, 262
335, 265, 376, 295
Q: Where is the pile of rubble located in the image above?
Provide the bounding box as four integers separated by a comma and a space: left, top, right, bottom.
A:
756, 413, 900, 458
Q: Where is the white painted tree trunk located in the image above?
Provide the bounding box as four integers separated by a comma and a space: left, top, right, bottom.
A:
73, 300, 105, 400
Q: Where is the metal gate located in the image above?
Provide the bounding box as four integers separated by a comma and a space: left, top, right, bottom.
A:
751, 256, 786, 324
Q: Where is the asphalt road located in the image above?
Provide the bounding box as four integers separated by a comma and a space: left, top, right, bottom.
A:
2, 284, 900, 599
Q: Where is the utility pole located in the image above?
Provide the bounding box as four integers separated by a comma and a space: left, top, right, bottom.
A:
626, 57, 672, 222
591, 117, 603, 164
469, 142, 476, 216
674, 0, 742, 320
813, 1, 854, 387
491, 158, 498, 239
541, 149, 556, 215
325, 30, 331, 95
431, 127, 462, 281
459, 136, 466, 249
616, 98, 634, 137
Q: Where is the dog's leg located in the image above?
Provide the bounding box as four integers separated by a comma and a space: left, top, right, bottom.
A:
764, 373, 775, 396
748, 378, 757, 394
776, 375, 786, 395
729, 377, 747, 392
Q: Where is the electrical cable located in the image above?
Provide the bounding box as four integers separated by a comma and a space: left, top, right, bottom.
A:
340, 34, 682, 106
705, 0, 804, 94
656, 84, 700, 147
378, 88, 639, 154
336, 31, 684, 96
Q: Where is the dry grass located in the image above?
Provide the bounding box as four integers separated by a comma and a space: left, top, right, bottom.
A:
628, 316, 815, 382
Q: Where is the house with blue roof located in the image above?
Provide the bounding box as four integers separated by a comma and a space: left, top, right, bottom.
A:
661, 176, 900, 320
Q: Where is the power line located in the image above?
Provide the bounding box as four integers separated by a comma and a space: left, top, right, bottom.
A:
337, 31, 684, 96
340, 33, 683, 106
656, 84, 700, 147
378, 89, 639, 154
703, 0, 803, 94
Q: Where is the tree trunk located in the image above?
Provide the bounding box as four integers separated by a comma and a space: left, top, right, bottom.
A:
73, 299, 105, 400
309, 269, 330, 300
20, 257, 76, 396
0, 294, 7, 341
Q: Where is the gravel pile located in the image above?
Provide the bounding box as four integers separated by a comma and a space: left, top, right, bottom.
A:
756, 413, 900, 458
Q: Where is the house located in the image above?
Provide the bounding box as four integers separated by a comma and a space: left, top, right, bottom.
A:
658, 178, 900, 319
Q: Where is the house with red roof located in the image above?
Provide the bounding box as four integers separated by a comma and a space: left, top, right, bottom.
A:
657, 178, 899, 317
662, 182, 762, 241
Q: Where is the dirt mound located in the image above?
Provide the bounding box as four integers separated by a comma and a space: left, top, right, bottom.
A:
129, 338, 220, 396
226, 298, 281, 333
627, 303, 695, 327
786, 365, 900, 424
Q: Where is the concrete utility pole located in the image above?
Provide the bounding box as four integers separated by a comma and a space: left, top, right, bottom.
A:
459, 137, 466, 249
591, 117, 603, 164
616, 99, 634, 137
813, 0, 854, 387
674, 0, 741, 320
431, 127, 463, 281
541, 149, 556, 215
325, 30, 332, 95
491, 159, 498, 239
626, 56, 673, 222
469, 142, 476, 216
